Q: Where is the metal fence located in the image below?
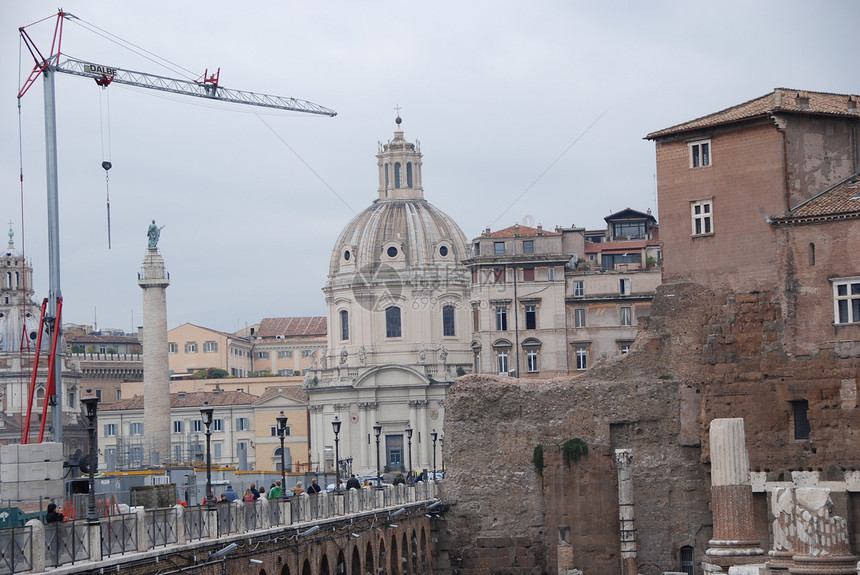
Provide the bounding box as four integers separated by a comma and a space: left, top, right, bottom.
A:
146, 508, 178, 548
184, 505, 208, 542
0, 525, 32, 575
0, 481, 440, 574
45, 519, 89, 568
101, 513, 138, 557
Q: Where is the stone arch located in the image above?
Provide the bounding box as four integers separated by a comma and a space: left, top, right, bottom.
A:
389, 533, 399, 575
335, 550, 345, 575
350, 545, 361, 575
301, 558, 312, 575
279, 562, 290, 575
320, 554, 331, 575
401, 532, 411, 575
378, 539, 386, 574
420, 526, 428, 574
365, 541, 375, 575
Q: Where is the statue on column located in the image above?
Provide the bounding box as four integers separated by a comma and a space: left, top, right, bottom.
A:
147, 220, 165, 248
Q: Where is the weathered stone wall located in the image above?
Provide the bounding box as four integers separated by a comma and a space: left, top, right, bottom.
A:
441, 281, 860, 574
441, 376, 710, 574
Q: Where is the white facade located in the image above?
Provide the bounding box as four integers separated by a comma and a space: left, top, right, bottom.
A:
306, 119, 469, 477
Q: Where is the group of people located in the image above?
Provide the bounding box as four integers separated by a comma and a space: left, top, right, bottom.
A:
207, 478, 325, 504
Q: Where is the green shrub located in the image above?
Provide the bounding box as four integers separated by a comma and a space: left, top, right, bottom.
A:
562, 438, 588, 468
533, 444, 544, 475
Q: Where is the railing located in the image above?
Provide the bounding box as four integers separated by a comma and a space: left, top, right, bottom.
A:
0, 481, 440, 574
45, 519, 89, 567
146, 507, 178, 548
101, 513, 138, 557
0, 525, 32, 574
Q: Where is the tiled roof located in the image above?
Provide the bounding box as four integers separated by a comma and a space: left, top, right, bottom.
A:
605, 208, 657, 223
256, 317, 327, 338
646, 88, 860, 139
775, 173, 860, 222
256, 385, 308, 403
488, 224, 560, 238
101, 390, 257, 411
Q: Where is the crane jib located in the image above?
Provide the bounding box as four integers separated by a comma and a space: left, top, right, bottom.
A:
84, 63, 117, 76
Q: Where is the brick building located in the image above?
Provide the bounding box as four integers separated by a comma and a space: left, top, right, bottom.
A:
646, 88, 859, 296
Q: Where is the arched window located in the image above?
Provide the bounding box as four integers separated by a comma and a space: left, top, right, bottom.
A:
385, 163, 390, 188
340, 309, 349, 341
394, 162, 402, 188
809, 242, 815, 266
442, 305, 455, 336
386, 306, 402, 338
406, 162, 413, 187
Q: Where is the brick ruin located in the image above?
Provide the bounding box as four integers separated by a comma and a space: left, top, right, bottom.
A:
438, 282, 860, 574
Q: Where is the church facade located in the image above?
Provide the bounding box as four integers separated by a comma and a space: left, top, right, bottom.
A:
304, 119, 471, 477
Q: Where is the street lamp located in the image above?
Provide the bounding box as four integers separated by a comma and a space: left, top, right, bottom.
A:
332, 416, 342, 492
276, 411, 288, 498
373, 422, 382, 488
81, 389, 99, 524
439, 435, 444, 475
200, 402, 214, 507
431, 429, 438, 481
405, 424, 413, 484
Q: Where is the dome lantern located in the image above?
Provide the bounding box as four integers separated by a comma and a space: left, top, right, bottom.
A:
377, 116, 423, 200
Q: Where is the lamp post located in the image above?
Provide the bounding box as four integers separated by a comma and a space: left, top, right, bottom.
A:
332, 416, 342, 492
431, 429, 438, 481
81, 389, 99, 524
200, 402, 214, 507
373, 422, 382, 488
439, 435, 444, 475
276, 411, 288, 498
405, 424, 413, 484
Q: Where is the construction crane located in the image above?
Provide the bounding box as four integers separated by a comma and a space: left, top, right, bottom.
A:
18, 10, 337, 445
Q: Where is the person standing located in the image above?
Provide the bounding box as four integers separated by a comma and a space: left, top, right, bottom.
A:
45, 503, 64, 523
269, 481, 283, 499
250, 483, 260, 500
307, 478, 322, 494
224, 485, 239, 502
346, 474, 361, 491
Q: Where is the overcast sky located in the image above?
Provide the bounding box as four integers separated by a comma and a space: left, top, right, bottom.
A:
2, 1, 857, 335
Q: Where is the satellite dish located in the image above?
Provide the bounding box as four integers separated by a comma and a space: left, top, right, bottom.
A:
522, 215, 536, 227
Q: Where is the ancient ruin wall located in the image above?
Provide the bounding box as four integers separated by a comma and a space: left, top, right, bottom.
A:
441, 376, 710, 575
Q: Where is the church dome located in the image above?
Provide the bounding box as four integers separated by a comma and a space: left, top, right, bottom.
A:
328, 122, 468, 278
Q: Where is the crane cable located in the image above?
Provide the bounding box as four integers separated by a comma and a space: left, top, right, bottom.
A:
16, 35, 31, 417
99, 84, 113, 249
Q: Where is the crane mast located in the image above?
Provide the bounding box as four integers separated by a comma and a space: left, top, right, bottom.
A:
18, 10, 336, 445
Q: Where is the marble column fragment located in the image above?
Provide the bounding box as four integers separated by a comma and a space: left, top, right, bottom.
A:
769, 486, 796, 570
705, 418, 763, 570
615, 449, 638, 575
789, 488, 857, 575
